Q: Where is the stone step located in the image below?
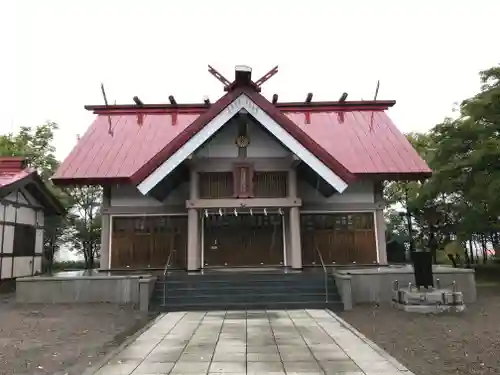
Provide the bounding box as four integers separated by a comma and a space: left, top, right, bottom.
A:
154, 286, 339, 296
161, 272, 328, 282
152, 300, 344, 312
150, 271, 342, 312
153, 280, 338, 290
162, 292, 334, 303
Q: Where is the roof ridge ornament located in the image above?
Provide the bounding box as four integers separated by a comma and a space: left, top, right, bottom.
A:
207, 64, 279, 92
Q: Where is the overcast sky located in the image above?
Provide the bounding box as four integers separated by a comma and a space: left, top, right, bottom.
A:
1, 0, 499, 161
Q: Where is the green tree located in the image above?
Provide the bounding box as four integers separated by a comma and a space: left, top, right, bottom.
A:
65, 186, 102, 269
385, 64, 500, 265
0, 122, 71, 271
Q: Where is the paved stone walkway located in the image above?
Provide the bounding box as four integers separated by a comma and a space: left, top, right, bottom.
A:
93, 309, 414, 375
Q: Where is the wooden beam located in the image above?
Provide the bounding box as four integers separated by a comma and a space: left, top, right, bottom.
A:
208, 65, 231, 86
186, 197, 302, 209
254, 65, 279, 87
190, 157, 295, 172
102, 205, 187, 215
301, 202, 381, 211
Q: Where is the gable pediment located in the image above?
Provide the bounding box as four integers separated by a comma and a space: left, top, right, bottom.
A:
137, 93, 350, 195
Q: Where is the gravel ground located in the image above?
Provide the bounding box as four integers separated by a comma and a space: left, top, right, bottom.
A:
339, 285, 500, 375
0, 292, 151, 375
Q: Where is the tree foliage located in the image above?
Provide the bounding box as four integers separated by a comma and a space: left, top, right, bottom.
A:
0, 122, 59, 180
385, 65, 500, 265
0, 122, 102, 270
0, 122, 72, 271
65, 186, 102, 269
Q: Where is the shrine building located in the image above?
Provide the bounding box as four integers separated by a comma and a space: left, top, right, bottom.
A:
52, 65, 430, 272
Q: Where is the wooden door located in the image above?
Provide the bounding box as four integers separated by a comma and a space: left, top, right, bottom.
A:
111, 216, 187, 269
301, 213, 377, 265
204, 214, 283, 266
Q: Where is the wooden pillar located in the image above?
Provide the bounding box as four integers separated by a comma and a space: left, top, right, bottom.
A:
289, 207, 302, 269
287, 168, 302, 269
283, 213, 292, 266
374, 181, 388, 265
100, 186, 111, 269
187, 169, 201, 271
288, 167, 298, 197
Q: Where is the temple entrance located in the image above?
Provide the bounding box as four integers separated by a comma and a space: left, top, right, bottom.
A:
203, 213, 284, 267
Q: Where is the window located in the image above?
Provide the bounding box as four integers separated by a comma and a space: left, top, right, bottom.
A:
253, 171, 287, 197
199, 172, 234, 198
13, 224, 36, 256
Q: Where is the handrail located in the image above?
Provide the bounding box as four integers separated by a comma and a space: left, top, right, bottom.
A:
162, 249, 176, 306
315, 244, 329, 303
164, 249, 176, 276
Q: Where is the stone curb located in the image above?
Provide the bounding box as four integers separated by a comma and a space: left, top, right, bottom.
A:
74, 313, 165, 375
326, 309, 415, 374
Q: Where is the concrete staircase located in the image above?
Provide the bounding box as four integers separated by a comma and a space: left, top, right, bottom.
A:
151, 270, 343, 312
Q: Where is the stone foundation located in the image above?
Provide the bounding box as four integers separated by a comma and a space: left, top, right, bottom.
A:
391, 286, 465, 313
333, 265, 476, 309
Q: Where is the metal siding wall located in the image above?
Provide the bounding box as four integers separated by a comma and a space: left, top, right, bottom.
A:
110, 183, 189, 207
195, 121, 239, 158
246, 121, 290, 158
299, 180, 375, 204
194, 118, 290, 159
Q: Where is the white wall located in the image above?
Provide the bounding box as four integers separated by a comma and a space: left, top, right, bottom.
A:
246, 121, 290, 158
1, 257, 12, 279
195, 118, 290, 159
299, 179, 375, 204
0, 189, 44, 280
110, 182, 188, 207
196, 121, 239, 158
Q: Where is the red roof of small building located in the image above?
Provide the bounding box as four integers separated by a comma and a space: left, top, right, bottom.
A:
0, 157, 34, 187
53, 70, 431, 186
0, 157, 64, 215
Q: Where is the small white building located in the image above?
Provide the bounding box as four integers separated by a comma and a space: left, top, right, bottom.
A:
0, 157, 63, 280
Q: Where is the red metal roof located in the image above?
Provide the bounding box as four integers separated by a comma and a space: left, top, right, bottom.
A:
0, 157, 64, 215
0, 169, 33, 188
53, 95, 430, 185
0, 157, 34, 188
285, 110, 431, 177
53, 111, 200, 184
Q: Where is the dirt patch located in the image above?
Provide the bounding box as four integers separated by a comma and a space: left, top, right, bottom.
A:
0, 293, 153, 375
339, 285, 500, 375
